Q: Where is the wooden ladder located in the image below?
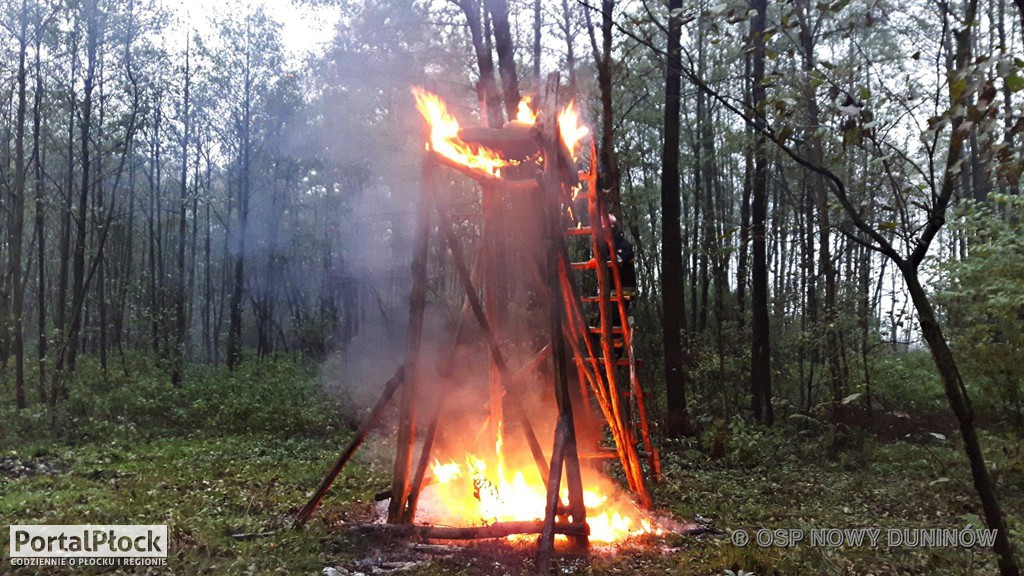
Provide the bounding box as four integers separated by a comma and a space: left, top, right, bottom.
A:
555, 149, 660, 508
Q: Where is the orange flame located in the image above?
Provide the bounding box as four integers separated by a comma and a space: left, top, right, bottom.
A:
426, 421, 659, 543
412, 87, 512, 177
558, 101, 590, 157
431, 459, 462, 483
516, 96, 538, 124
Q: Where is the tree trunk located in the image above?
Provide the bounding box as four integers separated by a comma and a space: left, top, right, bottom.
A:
11, 0, 29, 409
227, 49, 253, 371
660, 0, 690, 436
902, 268, 1019, 576
173, 41, 191, 386
52, 22, 77, 405
560, 0, 576, 91
796, 0, 842, 411
749, 0, 773, 425
598, 0, 620, 215
736, 51, 752, 329
67, 0, 99, 373
533, 0, 542, 83
696, 25, 713, 333
32, 28, 47, 404
458, 0, 504, 128
147, 104, 162, 355
95, 69, 107, 372
484, 0, 521, 122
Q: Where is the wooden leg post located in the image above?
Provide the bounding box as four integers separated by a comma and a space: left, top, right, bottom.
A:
294, 367, 404, 528
388, 155, 434, 524
434, 197, 551, 483
538, 73, 589, 574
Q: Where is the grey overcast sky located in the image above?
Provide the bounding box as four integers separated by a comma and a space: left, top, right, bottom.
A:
166, 0, 340, 60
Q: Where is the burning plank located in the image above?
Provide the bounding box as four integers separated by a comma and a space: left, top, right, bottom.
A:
355, 520, 589, 541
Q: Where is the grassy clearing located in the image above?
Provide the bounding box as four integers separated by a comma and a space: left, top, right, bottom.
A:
1, 357, 1022, 575
1, 433, 384, 575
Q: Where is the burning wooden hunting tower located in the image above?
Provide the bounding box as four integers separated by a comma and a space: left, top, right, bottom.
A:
295, 75, 660, 565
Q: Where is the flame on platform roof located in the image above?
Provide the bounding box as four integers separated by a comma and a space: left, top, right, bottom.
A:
558, 101, 589, 158
412, 87, 511, 177
412, 88, 591, 174
516, 96, 538, 124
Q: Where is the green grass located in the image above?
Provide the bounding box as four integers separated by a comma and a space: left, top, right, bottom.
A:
0, 432, 394, 575
1, 356, 1022, 575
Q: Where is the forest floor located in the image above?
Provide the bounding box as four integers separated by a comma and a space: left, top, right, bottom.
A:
4, 414, 1019, 569
2, 413, 1023, 575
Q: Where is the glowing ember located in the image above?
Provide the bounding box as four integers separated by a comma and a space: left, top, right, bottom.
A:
411, 87, 512, 177
516, 96, 538, 124
558, 101, 590, 157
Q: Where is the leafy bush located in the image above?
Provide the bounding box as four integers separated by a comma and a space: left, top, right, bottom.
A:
866, 349, 945, 412
937, 195, 1024, 428
0, 353, 346, 446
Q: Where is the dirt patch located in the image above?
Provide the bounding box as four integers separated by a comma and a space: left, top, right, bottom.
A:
835, 405, 956, 442
323, 531, 692, 576
0, 456, 64, 479
320, 515, 715, 576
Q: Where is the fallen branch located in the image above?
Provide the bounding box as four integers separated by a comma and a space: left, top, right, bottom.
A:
406, 542, 459, 554
230, 530, 278, 541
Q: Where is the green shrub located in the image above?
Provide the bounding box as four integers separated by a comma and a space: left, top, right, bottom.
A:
867, 349, 945, 412
0, 353, 345, 446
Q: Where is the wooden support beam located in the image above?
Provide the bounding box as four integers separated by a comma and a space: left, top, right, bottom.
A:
404, 251, 484, 520
538, 416, 570, 576
433, 189, 551, 485
388, 156, 435, 525
355, 520, 589, 541
538, 73, 589, 575
431, 154, 538, 190
627, 316, 661, 480
481, 184, 505, 464
404, 398, 442, 520
294, 367, 404, 528
458, 124, 541, 159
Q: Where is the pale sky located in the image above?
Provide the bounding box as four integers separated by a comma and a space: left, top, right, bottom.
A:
166, 0, 340, 61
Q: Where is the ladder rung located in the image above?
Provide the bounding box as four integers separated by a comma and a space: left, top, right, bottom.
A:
580, 295, 632, 303
579, 448, 651, 459
580, 357, 644, 367
565, 227, 592, 236
588, 326, 624, 334
571, 260, 615, 271
578, 451, 618, 460
589, 356, 643, 364
582, 340, 624, 349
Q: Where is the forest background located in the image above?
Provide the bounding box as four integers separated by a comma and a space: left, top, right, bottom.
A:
1, 0, 1023, 573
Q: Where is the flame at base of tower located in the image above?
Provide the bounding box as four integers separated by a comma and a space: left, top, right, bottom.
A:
421, 425, 660, 544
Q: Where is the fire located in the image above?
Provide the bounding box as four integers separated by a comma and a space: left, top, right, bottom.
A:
411, 87, 512, 177
426, 423, 658, 543
432, 459, 462, 483
558, 101, 590, 157
515, 96, 538, 124
413, 88, 591, 176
